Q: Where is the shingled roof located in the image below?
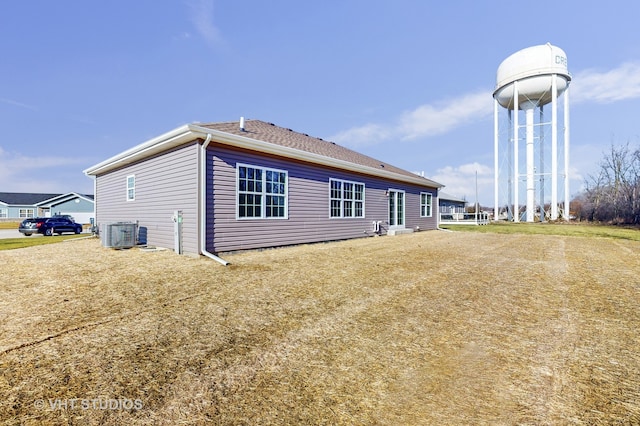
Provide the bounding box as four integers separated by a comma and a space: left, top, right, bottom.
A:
198, 120, 441, 187
0, 192, 60, 205
85, 119, 443, 189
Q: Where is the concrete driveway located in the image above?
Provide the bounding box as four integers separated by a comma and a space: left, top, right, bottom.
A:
0, 229, 91, 239
0, 229, 40, 239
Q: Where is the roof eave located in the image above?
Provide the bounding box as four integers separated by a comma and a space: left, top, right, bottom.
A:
83, 125, 195, 176
84, 123, 443, 189
188, 125, 443, 188
36, 192, 95, 206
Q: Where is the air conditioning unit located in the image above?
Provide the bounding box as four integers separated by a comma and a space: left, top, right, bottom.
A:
102, 222, 137, 249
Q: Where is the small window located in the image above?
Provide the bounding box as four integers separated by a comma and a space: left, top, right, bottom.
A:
0, 208, 7, 218
420, 192, 433, 217
126, 175, 135, 201
330, 178, 365, 218
237, 164, 288, 219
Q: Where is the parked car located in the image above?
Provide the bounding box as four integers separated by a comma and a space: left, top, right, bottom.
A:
51, 214, 76, 222
18, 217, 83, 236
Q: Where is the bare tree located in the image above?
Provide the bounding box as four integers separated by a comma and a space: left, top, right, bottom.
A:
580, 142, 640, 224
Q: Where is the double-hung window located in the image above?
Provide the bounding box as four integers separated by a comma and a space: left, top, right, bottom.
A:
19, 208, 34, 218
330, 178, 365, 218
237, 164, 288, 219
0, 208, 7, 218
126, 175, 135, 201
420, 192, 433, 217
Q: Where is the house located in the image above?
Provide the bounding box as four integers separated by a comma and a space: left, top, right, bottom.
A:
438, 192, 467, 215
84, 119, 443, 263
437, 192, 489, 225
0, 192, 94, 223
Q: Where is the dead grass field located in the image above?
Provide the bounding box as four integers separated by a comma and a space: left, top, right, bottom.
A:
1, 231, 639, 425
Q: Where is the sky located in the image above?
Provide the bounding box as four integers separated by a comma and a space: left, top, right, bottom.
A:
2, 1, 640, 206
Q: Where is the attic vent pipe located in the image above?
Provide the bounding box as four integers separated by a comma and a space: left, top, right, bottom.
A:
239, 116, 245, 131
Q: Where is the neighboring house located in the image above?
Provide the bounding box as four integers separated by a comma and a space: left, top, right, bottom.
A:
438, 192, 467, 215
84, 119, 443, 262
0, 192, 95, 223
437, 192, 489, 225
37, 193, 95, 224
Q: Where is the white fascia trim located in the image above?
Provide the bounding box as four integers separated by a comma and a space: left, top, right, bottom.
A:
83, 125, 194, 176
36, 192, 94, 207
84, 123, 443, 189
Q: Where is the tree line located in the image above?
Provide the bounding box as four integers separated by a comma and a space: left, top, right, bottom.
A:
572, 142, 640, 224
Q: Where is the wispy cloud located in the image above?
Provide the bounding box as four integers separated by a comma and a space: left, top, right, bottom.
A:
331, 61, 640, 148
0, 147, 90, 192
430, 162, 494, 203
329, 123, 392, 148
186, 0, 224, 49
571, 62, 640, 104
0, 97, 37, 111
330, 90, 493, 147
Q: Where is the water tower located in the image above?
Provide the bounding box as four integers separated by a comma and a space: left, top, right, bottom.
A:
493, 43, 571, 222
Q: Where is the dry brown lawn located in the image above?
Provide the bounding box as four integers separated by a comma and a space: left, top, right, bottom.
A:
1, 231, 639, 425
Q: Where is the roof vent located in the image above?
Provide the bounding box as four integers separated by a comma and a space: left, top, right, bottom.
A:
239, 116, 246, 132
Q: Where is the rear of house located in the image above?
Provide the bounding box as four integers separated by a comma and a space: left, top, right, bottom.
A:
84, 120, 443, 257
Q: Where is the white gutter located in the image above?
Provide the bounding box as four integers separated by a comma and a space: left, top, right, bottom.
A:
199, 133, 229, 266
83, 125, 195, 176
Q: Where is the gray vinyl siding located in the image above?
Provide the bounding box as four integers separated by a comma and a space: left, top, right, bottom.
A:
50, 198, 94, 214
95, 143, 200, 254
5, 206, 36, 219
208, 145, 438, 253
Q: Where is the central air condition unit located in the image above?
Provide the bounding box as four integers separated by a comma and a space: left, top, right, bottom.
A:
102, 222, 137, 249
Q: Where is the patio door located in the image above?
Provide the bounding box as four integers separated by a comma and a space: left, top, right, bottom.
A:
388, 190, 405, 229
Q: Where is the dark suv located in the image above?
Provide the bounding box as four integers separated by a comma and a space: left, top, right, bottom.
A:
19, 217, 83, 236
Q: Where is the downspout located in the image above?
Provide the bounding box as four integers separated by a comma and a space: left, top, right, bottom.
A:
93, 175, 97, 234
199, 133, 230, 265
436, 193, 452, 232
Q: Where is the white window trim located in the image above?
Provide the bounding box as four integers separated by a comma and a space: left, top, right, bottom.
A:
19, 208, 35, 218
329, 178, 366, 219
236, 163, 289, 220
0, 208, 7, 218
420, 192, 433, 217
126, 174, 135, 201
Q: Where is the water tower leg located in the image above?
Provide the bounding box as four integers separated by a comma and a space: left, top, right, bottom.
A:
524, 103, 536, 222
513, 82, 519, 222
507, 109, 513, 221
551, 75, 558, 220
494, 99, 499, 221
564, 87, 571, 221
539, 105, 545, 222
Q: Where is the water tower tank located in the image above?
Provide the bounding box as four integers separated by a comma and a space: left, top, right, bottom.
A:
493, 43, 571, 110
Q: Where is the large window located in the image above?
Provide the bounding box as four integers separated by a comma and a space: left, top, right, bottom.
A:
19, 209, 34, 218
420, 192, 433, 217
330, 178, 365, 218
237, 164, 288, 219
0, 208, 7, 218
126, 175, 135, 201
